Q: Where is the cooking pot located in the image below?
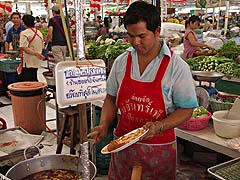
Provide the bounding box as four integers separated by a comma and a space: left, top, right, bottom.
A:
6, 154, 96, 180
42, 71, 55, 87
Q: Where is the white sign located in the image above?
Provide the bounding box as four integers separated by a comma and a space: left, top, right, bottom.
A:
55, 59, 106, 107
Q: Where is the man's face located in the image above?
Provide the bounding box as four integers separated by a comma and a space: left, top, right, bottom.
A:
126, 21, 160, 55
11, 14, 21, 26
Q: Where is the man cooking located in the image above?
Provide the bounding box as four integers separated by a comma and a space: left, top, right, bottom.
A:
90, 1, 198, 179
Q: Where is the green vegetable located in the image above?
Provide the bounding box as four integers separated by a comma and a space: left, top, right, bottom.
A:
192, 106, 208, 118
232, 68, 240, 78
105, 43, 131, 61
218, 40, 240, 61
38, 27, 48, 37
215, 62, 238, 75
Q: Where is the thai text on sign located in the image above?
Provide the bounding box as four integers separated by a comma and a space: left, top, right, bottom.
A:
55, 60, 106, 107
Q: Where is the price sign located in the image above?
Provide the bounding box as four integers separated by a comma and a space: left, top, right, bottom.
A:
55, 60, 106, 107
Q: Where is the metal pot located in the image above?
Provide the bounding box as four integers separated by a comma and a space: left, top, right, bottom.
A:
5, 154, 96, 180
42, 71, 55, 86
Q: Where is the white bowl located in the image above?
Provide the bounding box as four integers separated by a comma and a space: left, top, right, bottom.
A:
212, 110, 240, 138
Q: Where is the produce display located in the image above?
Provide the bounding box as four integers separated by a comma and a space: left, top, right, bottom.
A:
211, 93, 238, 103
195, 49, 217, 56
87, 35, 131, 61
192, 106, 209, 118
186, 40, 240, 78
218, 40, 240, 62
38, 27, 48, 38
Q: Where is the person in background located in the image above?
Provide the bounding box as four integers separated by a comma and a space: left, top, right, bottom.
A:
181, 16, 188, 26
45, 5, 67, 64
35, 16, 42, 28
90, 1, 198, 179
40, 17, 48, 27
19, 15, 44, 81
95, 17, 109, 38
5, 17, 14, 35
203, 17, 213, 32
182, 15, 214, 59
5, 12, 25, 51
95, 15, 102, 29
212, 18, 218, 30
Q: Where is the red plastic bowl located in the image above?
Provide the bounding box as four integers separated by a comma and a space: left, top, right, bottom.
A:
178, 112, 212, 131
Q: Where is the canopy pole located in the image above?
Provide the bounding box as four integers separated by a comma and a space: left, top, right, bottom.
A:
217, 0, 221, 30
224, 1, 229, 36
160, 0, 163, 23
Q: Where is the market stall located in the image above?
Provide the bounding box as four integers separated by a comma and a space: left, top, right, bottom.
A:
1, 0, 240, 179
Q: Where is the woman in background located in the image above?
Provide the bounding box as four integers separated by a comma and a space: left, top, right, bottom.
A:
96, 17, 109, 38
182, 15, 213, 59
19, 15, 44, 81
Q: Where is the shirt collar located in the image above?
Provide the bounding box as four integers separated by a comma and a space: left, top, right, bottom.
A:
159, 39, 171, 58
127, 38, 171, 58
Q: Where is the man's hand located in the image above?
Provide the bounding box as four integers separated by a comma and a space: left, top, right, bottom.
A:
35, 52, 45, 60
88, 125, 108, 144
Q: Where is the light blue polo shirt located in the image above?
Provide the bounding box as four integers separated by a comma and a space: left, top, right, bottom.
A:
107, 40, 198, 114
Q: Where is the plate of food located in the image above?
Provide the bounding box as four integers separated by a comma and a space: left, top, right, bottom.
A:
101, 127, 148, 154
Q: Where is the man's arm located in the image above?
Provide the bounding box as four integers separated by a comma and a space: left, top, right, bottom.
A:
5, 29, 12, 51
160, 108, 193, 130
99, 94, 118, 130
90, 94, 117, 143
21, 47, 44, 60
45, 26, 53, 44
5, 42, 10, 51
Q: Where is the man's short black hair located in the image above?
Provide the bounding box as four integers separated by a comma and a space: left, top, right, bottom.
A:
10, 12, 21, 19
124, 1, 161, 34
22, 14, 35, 27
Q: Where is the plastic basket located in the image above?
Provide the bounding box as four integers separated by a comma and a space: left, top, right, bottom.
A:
0, 59, 20, 73
209, 98, 233, 112
178, 112, 211, 131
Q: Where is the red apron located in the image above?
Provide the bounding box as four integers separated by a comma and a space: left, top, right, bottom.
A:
108, 52, 176, 180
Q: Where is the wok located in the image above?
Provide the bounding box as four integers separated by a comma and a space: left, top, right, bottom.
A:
5, 154, 96, 180
192, 71, 224, 82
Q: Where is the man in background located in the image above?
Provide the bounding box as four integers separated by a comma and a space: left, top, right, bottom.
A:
203, 18, 213, 32
45, 5, 67, 63
5, 17, 14, 35
5, 12, 25, 51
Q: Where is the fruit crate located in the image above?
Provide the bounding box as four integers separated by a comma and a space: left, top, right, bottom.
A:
0, 59, 20, 73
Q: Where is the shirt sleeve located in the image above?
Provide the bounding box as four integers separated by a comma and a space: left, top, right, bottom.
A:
106, 52, 128, 97
106, 58, 120, 97
171, 54, 198, 108
48, 18, 53, 27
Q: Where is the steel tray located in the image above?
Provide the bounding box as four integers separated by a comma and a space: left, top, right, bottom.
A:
208, 157, 240, 180
192, 71, 225, 82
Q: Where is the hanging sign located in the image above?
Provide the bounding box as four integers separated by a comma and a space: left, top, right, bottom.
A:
196, 0, 207, 8
55, 59, 107, 107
